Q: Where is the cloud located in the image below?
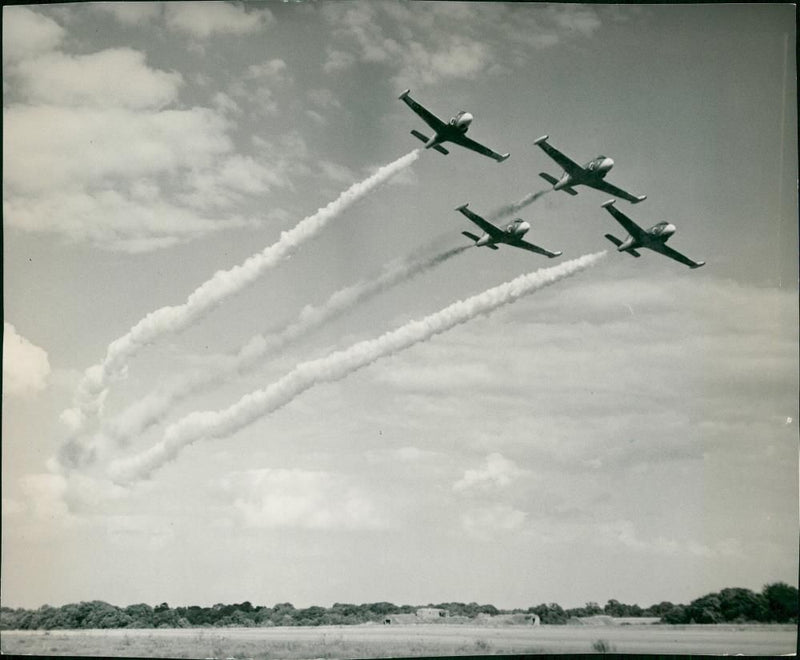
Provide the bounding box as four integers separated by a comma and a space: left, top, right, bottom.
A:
219, 468, 384, 530
461, 504, 528, 540
3, 102, 264, 250
2, 6, 65, 63
245, 58, 287, 82
453, 453, 524, 492
3, 323, 50, 397
320, 2, 602, 86
13, 48, 182, 109
18, 473, 71, 522
165, 3, 274, 38
94, 2, 161, 26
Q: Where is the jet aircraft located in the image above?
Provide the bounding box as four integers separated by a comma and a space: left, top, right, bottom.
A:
533, 135, 647, 203
456, 204, 562, 258
601, 199, 705, 268
399, 90, 510, 162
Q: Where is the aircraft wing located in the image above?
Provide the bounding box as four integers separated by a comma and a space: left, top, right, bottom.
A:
533, 135, 581, 176
650, 243, 706, 269
588, 178, 647, 204
514, 239, 562, 258
455, 204, 503, 239
448, 132, 510, 162
398, 90, 446, 133
601, 200, 644, 241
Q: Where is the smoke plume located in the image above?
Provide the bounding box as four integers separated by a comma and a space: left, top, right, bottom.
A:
103, 245, 469, 447
60, 150, 420, 445
110, 251, 606, 483
488, 189, 550, 221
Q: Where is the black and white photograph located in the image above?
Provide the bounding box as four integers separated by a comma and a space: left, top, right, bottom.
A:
2, 2, 797, 657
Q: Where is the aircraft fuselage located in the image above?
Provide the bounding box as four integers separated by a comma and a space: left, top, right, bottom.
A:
555, 156, 614, 189
618, 222, 676, 252
477, 219, 530, 247
426, 111, 473, 148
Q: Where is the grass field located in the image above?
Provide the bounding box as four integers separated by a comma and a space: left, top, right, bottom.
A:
1, 623, 795, 658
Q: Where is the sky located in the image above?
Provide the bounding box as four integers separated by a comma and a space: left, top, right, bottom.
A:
2, 2, 797, 611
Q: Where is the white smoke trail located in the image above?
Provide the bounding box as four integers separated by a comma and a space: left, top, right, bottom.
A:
60, 150, 420, 443
102, 245, 469, 448
488, 189, 550, 221
110, 251, 606, 483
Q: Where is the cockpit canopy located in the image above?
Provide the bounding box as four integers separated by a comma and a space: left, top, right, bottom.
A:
450, 111, 474, 130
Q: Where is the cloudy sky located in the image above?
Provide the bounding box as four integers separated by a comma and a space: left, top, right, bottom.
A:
3, 2, 797, 611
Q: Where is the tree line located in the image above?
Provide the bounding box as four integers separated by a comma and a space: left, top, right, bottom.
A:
1, 582, 795, 630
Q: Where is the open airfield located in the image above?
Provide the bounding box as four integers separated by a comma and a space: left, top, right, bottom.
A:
1, 623, 796, 658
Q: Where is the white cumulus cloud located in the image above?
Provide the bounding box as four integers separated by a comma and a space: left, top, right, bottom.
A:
453, 452, 524, 492
3, 323, 50, 397
220, 468, 384, 530
2, 6, 64, 63
461, 504, 528, 540
165, 2, 273, 38
13, 48, 182, 109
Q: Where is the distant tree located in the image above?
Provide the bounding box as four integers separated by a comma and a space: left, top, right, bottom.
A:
686, 594, 724, 623
529, 603, 568, 624
604, 599, 625, 617
584, 602, 602, 616
763, 582, 799, 623
645, 601, 675, 618
717, 587, 768, 622
365, 602, 399, 617
661, 604, 687, 624
124, 603, 154, 628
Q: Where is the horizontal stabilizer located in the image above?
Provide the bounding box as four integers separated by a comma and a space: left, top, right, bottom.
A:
487, 244, 500, 250
410, 129, 430, 144
461, 231, 480, 243
539, 172, 559, 186
433, 144, 449, 155
604, 233, 623, 247
627, 249, 641, 257
562, 186, 579, 196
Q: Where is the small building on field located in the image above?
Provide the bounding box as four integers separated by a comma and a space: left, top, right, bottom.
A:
383, 614, 419, 625
416, 607, 448, 619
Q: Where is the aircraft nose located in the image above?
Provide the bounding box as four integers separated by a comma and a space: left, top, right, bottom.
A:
664, 223, 676, 235
602, 157, 614, 171
460, 112, 474, 125
518, 221, 530, 234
